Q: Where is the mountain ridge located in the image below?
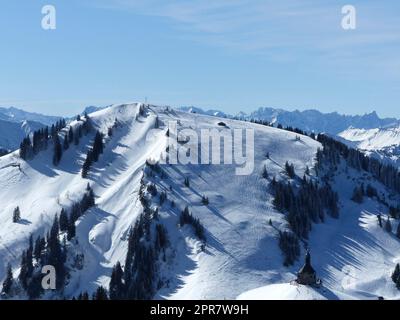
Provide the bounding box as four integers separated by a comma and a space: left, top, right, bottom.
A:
1, 103, 400, 300
178, 106, 399, 135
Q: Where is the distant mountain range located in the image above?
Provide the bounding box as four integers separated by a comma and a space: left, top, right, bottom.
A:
0, 107, 62, 153
178, 106, 399, 135
0, 107, 60, 126
1, 104, 400, 164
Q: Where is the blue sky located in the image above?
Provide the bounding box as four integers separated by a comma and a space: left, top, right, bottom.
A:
0, 0, 400, 117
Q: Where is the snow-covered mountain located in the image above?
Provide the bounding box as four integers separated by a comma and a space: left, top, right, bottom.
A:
179, 106, 228, 118
338, 125, 400, 166
0, 119, 48, 154
1, 103, 400, 300
179, 105, 400, 168
0, 107, 63, 154
82, 106, 106, 115
246, 108, 399, 135
179, 106, 399, 136
0, 107, 60, 126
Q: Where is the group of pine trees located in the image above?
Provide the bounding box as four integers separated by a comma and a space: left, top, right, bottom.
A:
91, 159, 209, 300
272, 157, 339, 265
15, 217, 68, 299
121, 212, 164, 299
316, 134, 400, 249
107, 171, 168, 300
82, 131, 104, 178
82, 212, 169, 300
278, 231, 301, 267
60, 184, 95, 240
20, 115, 93, 166
180, 206, 206, 241
241, 117, 400, 200
96, 174, 171, 300
1, 186, 95, 299
351, 183, 379, 204
20, 119, 66, 160
317, 134, 400, 194
284, 161, 296, 179
272, 175, 339, 240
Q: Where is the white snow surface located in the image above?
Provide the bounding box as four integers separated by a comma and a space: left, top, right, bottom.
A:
338, 126, 400, 166
339, 126, 400, 151
0, 103, 400, 300
237, 283, 350, 300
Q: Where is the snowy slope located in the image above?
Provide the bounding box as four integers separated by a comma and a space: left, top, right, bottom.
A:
178, 106, 400, 168
237, 283, 352, 300
1, 103, 400, 300
338, 126, 400, 166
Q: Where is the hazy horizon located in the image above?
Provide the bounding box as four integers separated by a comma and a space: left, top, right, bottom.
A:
1, 103, 399, 120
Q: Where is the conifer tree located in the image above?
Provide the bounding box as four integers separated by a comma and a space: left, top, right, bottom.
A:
92, 131, 104, 162
53, 134, 63, 166
74, 127, 80, 145
285, 161, 295, 178
46, 215, 67, 290
396, 223, 400, 239
351, 186, 364, 203
19, 251, 29, 290
378, 214, 383, 228
392, 263, 400, 284
67, 219, 76, 241
79, 291, 90, 300
385, 217, 393, 233
109, 262, 124, 300
184, 177, 190, 187
12, 206, 21, 223
262, 165, 269, 179
26, 235, 34, 276
33, 235, 44, 262
59, 208, 69, 232
68, 126, 74, 143
1, 264, 14, 296
63, 136, 69, 150
93, 286, 109, 300
26, 273, 43, 300
82, 151, 93, 178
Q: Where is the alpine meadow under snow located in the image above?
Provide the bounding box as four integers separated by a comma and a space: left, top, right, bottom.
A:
1, 103, 400, 300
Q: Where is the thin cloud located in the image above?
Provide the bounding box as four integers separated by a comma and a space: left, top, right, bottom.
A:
90, 0, 400, 78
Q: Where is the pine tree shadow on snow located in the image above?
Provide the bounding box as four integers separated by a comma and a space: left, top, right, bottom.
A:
16, 218, 32, 225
